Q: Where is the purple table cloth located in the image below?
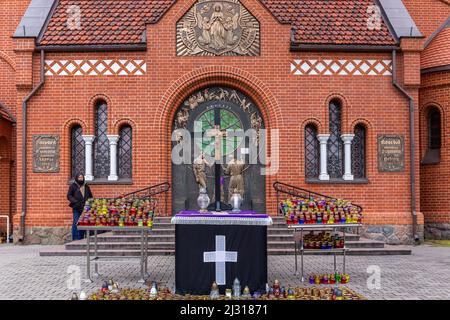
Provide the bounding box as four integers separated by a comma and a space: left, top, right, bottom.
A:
171, 210, 273, 226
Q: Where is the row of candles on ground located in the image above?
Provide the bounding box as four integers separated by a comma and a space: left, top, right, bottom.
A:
77, 198, 156, 227
303, 231, 345, 250
209, 279, 347, 300
72, 279, 358, 300
309, 273, 350, 285
280, 197, 362, 225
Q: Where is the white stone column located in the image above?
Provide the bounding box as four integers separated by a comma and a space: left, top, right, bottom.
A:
107, 135, 120, 181
317, 134, 330, 181
341, 134, 355, 181
82, 135, 95, 181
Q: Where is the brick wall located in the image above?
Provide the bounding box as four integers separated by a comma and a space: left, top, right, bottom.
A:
0, 119, 12, 236
419, 70, 450, 224
8, 0, 425, 237
0, 0, 29, 239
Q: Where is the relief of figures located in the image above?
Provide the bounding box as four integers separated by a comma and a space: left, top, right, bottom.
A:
177, 0, 260, 56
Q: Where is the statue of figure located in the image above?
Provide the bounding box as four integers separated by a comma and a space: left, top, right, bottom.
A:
210, 3, 226, 50
184, 92, 204, 110
198, 16, 212, 45
193, 153, 212, 190
240, 97, 251, 113
224, 15, 239, 46
175, 108, 189, 129
250, 112, 262, 145
224, 157, 245, 202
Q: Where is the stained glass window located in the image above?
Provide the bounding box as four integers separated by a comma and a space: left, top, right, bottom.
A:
327, 100, 343, 178
305, 125, 319, 178
352, 125, 366, 179
93, 101, 110, 178
194, 109, 244, 158
428, 108, 441, 150
118, 125, 132, 179
71, 125, 85, 178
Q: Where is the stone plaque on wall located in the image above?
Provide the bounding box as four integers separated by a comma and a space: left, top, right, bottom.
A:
378, 135, 405, 172
32, 135, 60, 173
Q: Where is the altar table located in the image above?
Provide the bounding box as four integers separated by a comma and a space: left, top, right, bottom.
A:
172, 211, 273, 295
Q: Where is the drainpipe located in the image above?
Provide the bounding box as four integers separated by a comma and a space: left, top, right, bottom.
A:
391, 49, 419, 244
19, 49, 45, 242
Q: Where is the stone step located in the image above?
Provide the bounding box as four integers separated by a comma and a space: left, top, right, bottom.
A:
40, 247, 175, 257
151, 223, 174, 229
39, 245, 411, 257
268, 246, 412, 255
112, 228, 360, 240
81, 233, 297, 243
80, 234, 175, 243
66, 241, 175, 250
65, 239, 384, 251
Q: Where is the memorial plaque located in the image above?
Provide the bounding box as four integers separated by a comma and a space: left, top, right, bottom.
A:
378, 135, 404, 172
33, 135, 60, 173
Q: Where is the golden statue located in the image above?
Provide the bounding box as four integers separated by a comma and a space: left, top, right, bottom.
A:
224, 157, 245, 202
193, 153, 212, 190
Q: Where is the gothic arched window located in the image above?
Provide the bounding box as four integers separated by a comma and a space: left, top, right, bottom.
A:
71, 125, 85, 178
305, 124, 319, 178
428, 107, 441, 150
423, 107, 441, 164
352, 124, 366, 179
327, 100, 343, 178
118, 125, 133, 179
93, 101, 110, 178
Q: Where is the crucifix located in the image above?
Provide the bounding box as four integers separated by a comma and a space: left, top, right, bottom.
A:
203, 235, 238, 285
205, 109, 232, 211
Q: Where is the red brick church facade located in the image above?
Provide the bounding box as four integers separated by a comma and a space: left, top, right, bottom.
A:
0, 0, 449, 244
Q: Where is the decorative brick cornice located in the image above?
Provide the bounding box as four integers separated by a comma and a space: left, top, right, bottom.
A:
291, 58, 392, 76
45, 59, 146, 76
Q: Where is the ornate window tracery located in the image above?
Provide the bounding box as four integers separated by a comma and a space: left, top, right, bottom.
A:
327, 100, 343, 178
71, 125, 85, 178
305, 124, 319, 178
352, 124, 366, 179
93, 101, 110, 178
118, 125, 133, 179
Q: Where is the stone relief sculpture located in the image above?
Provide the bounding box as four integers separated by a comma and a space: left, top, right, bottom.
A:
177, 0, 260, 56
173, 87, 264, 146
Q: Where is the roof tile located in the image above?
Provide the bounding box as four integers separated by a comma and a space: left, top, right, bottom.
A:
261, 0, 396, 45
39, 0, 396, 47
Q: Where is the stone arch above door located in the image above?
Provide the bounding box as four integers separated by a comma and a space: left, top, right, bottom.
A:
171, 86, 266, 214
154, 66, 282, 214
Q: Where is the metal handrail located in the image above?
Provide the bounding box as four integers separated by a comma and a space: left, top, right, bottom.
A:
0, 215, 10, 244
273, 181, 363, 214
114, 182, 171, 216
119, 182, 170, 199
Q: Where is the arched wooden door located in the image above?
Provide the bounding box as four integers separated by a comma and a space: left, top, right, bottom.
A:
171, 87, 266, 214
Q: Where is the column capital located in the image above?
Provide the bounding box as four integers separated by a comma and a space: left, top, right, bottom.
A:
341, 134, 355, 143
317, 134, 330, 143
82, 135, 95, 144
107, 135, 120, 145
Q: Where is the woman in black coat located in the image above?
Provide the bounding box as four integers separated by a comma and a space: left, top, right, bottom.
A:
67, 173, 93, 240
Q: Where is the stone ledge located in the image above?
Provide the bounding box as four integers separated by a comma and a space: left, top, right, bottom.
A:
425, 223, 450, 240
360, 224, 424, 245
13, 227, 71, 245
